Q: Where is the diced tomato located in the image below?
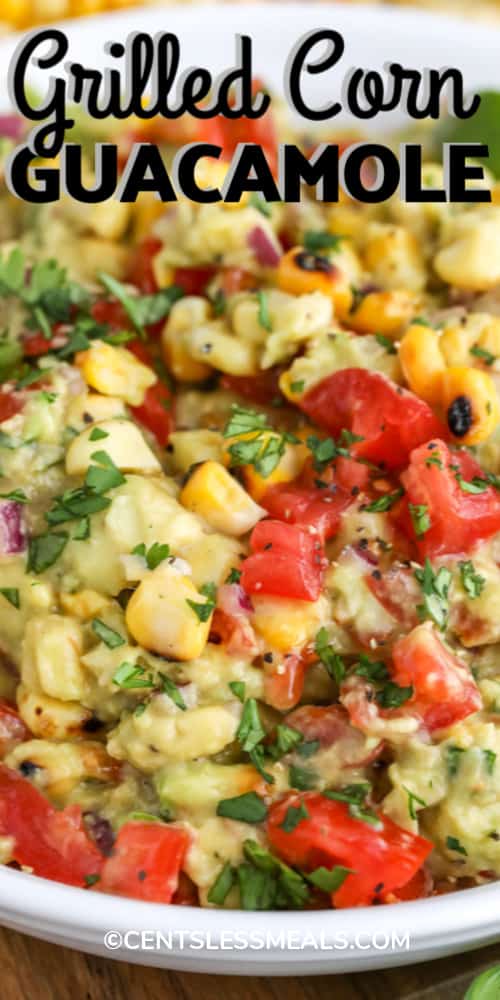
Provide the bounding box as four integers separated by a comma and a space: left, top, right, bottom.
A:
173, 267, 216, 296
241, 520, 324, 601
391, 623, 482, 732
131, 381, 174, 446
210, 583, 260, 657
99, 821, 189, 903
140, 115, 226, 149
221, 367, 283, 406
0, 700, 30, 757
126, 339, 154, 366
387, 866, 432, 903
334, 455, 371, 493
264, 654, 308, 711
299, 369, 446, 470
0, 764, 103, 887
0, 392, 23, 423
261, 482, 352, 541
267, 792, 432, 908
91, 299, 131, 330
172, 871, 199, 906
221, 80, 278, 174
286, 705, 383, 765
219, 268, 257, 296
401, 439, 500, 558
128, 237, 162, 294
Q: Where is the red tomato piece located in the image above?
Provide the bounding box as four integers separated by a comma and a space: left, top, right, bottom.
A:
401, 439, 500, 558
221, 367, 283, 406
219, 268, 257, 296
386, 866, 433, 903
99, 821, 190, 903
391, 623, 482, 732
261, 482, 352, 541
128, 237, 162, 293
173, 267, 216, 296
0, 700, 30, 757
221, 80, 278, 174
267, 792, 432, 908
366, 565, 420, 632
172, 871, 199, 906
131, 381, 174, 446
0, 393, 23, 423
264, 654, 308, 711
300, 369, 446, 470
0, 764, 103, 887
286, 705, 383, 765
241, 520, 324, 601
91, 299, 131, 330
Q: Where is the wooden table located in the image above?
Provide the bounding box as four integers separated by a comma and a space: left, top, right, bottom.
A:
1, 926, 499, 999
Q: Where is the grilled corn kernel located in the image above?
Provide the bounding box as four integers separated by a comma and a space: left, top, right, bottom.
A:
440, 314, 500, 369
399, 323, 445, 405
88, 199, 130, 241
441, 366, 500, 444
2, 0, 32, 26
162, 297, 212, 382
277, 246, 353, 318
180, 461, 265, 536
168, 430, 224, 473
59, 589, 111, 621
362, 224, 427, 292
187, 322, 259, 376
125, 562, 213, 660
133, 193, 166, 243
349, 289, 418, 337
17, 685, 93, 741
66, 392, 127, 428
75, 340, 156, 406
251, 594, 329, 651
434, 208, 500, 291
240, 437, 308, 501
5, 740, 118, 801
65, 419, 161, 476
21, 615, 88, 703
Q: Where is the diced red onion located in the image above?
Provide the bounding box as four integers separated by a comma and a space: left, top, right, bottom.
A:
0, 115, 24, 141
218, 582, 253, 616
247, 226, 282, 267
0, 501, 26, 555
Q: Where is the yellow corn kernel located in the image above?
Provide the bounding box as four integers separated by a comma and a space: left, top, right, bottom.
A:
440, 366, 500, 445
251, 595, 328, 651
180, 461, 265, 536
133, 194, 166, 243
475, 317, 500, 362
2, 0, 32, 27
399, 323, 445, 405
66, 392, 127, 428
75, 340, 156, 407
362, 225, 427, 293
439, 324, 479, 368
162, 298, 212, 383
187, 323, 259, 377
60, 589, 110, 621
69, 0, 105, 15
17, 685, 93, 741
65, 419, 161, 476
239, 437, 308, 501
88, 199, 131, 241
277, 246, 353, 319
168, 429, 224, 473
349, 290, 417, 337
125, 563, 213, 661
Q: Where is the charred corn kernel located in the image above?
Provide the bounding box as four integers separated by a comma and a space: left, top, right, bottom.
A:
277, 246, 353, 318
66, 392, 127, 428
251, 594, 329, 651
5, 740, 118, 801
441, 314, 500, 369
349, 290, 418, 337
75, 340, 156, 406
17, 685, 93, 741
162, 297, 212, 382
65, 419, 161, 476
126, 562, 213, 660
180, 461, 265, 536
362, 224, 427, 292
60, 589, 111, 621
187, 323, 259, 377
441, 366, 500, 445
399, 323, 445, 405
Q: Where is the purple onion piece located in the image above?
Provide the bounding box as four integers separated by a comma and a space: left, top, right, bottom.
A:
0, 115, 25, 141
0, 501, 26, 555
247, 226, 282, 267
83, 812, 115, 857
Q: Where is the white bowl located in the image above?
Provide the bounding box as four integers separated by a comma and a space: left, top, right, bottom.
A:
1, 1, 500, 974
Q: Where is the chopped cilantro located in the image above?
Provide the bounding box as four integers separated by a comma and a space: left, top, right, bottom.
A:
402, 785, 427, 820
483, 749, 496, 775
279, 802, 310, 833
409, 502, 431, 537
290, 380, 305, 394
186, 581, 216, 622
256, 290, 272, 332
27, 531, 68, 573
228, 680, 246, 702
306, 865, 353, 893
0, 588, 20, 609
376, 681, 413, 709
470, 344, 496, 366
85, 450, 126, 494
267, 723, 304, 760
159, 673, 187, 711
216, 792, 268, 824
236, 698, 266, 753
249, 193, 272, 217
459, 560, 486, 599
89, 427, 109, 442
99, 272, 183, 336
289, 764, 318, 791
0, 488, 27, 503
374, 332, 397, 354
226, 568, 242, 584
414, 559, 452, 630
91, 618, 126, 649
365, 488, 404, 513
446, 835, 467, 856
456, 475, 488, 495
207, 862, 236, 905
303, 231, 343, 253
112, 662, 153, 689
314, 627, 345, 684
446, 745, 465, 777
324, 784, 380, 826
